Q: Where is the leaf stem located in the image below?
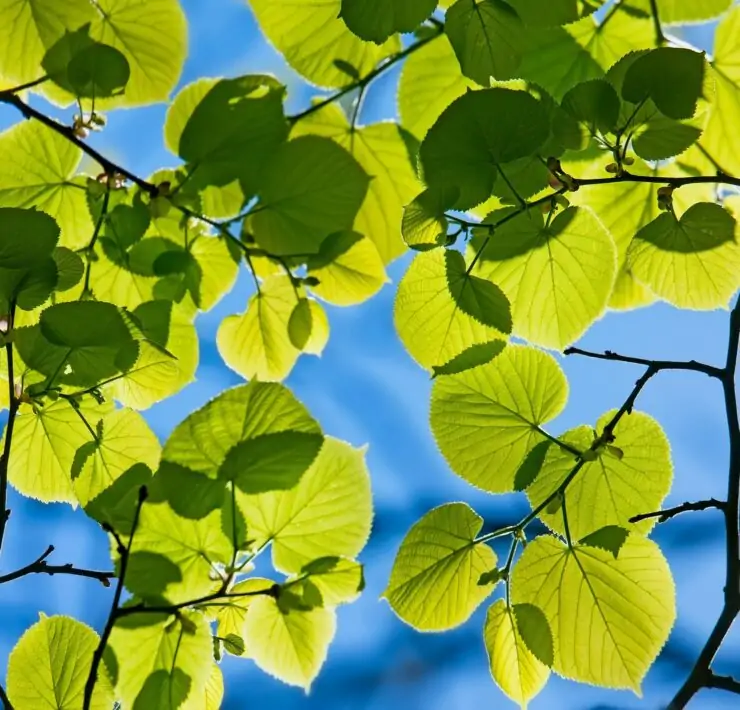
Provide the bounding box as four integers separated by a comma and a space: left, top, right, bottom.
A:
648, 0, 666, 46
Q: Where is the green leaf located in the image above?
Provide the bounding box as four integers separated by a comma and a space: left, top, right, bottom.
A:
627, 202, 740, 309
7, 615, 113, 710
52, 247, 84, 291
383, 503, 498, 631
161, 380, 322, 501
167, 75, 289, 208
243, 596, 336, 690
340, 0, 436, 43
222, 634, 246, 657
248, 136, 369, 257
306, 231, 387, 306
108, 612, 212, 709
110, 301, 198, 410
512, 534, 675, 691
514, 0, 603, 25
561, 79, 620, 135
631, 115, 702, 162
431, 339, 506, 378
513, 603, 554, 667
580, 525, 630, 558
402, 187, 457, 252
399, 34, 471, 139
656, 0, 731, 22
0, 121, 92, 250
622, 47, 705, 121
84, 462, 152, 536
214, 577, 275, 649
395, 250, 508, 370
445, 0, 526, 85
217, 275, 303, 382
126, 504, 231, 603
446, 250, 512, 333
6, 399, 112, 504
291, 104, 421, 263
0, 207, 59, 269
249, 0, 400, 88
473, 206, 617, 350
484, 600, 549, 707
288, 298, 313, 350
526, 411, 672, 540
0, 0, 95, 87
420, 88, 549, 209
430, 344, 568, 492
300, 557, 365, 605
182, 662, 224, 710
237, 437, 372, 573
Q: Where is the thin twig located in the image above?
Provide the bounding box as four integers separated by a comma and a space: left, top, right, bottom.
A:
83, 486, 148, 710
0, 545, 113, 585
564, 347, 723, 379
648, 0, 666, 46
630, 499, 726, 524
0, 683, 13, 710
0, 304, 18, 552
707, 673, 740, 695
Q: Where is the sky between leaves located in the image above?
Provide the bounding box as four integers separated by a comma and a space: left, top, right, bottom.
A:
0, 1, 738, 709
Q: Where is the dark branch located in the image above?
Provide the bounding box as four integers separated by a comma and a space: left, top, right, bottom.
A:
576, 170, 740, 190
0, 682, 13, 710
83, 486, 148, 710
629, 499, 726, 525
0, 304, 19, 552
564, 347, 723, 379
648, 0, 666, 46
708, 673, 740, 695
0, 545, 113, 585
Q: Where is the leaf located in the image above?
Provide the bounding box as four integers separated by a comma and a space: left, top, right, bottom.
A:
580, 525, 630, 558
526, 411, 672, 540
167, 75, 289, 207
420, 88, 549, 209
512, 534, 676, 691
7, 615, 113, 710
340, 0, 436, 43
84, 462, 152, 536
0, 0, 95, 87
431, 339, 506, 378
399, 33, 471, 140
243, 596, 336, 690
383, 503, 498, 631
249, 0, 400, 88
395, 250, 507, 370
306, 231, 386, 306
622, 47, 706, 120
430, 344, 568, 492
515, 0, 602, 25
627, 202, 740, 309
79, 0, 187, 107
291, 105, 422, 263
53, 247, 84, 291
110, 301, 198, 410
514, 603, 554, 667
484, 600, 549, 707
237, 437, 372, 573
67, 40, 131, 98
248, 136, 369, 257
561, 79, 620, 135
402, 187, 457, 252
181, 662, 224, 710
0, 207, 59, 269
446, 250, 512, 333
473, 206, 617, 350
126, 504, 231, 603
301, 557, 365, 605
445, 0, 526, 85
215, 577, 275, 648
108, 612, 212, 709
288, 298, 313, 350
217, 275, 302, 382
0, 121, 92, 250
656, 0, 731, 22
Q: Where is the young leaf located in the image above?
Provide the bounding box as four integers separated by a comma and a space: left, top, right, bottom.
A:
288, 298, 313, 351
7, 615, 114, 710
215, 578, 275, 648
579, 526, 630, 558
431, 339, 506, 378
430, 344, 568, 491
512, 534, 676, 691
484, 600, 549, 707
237, 438, 372, 573
384, 503, 498, 631
340, 0, 436, 43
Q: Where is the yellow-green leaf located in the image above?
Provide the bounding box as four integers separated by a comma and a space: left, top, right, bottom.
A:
215, 578, 275, 651
512, 534, 675, 691
384, 503, 498, 631
484, 600, 549, 707
243, 596, 336, 689
431, 344, 568, 492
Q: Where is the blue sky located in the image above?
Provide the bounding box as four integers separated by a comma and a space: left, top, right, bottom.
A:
0, 2, 738, 708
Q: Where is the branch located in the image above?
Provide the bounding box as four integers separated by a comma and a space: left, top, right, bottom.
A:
648, 0, 666, 46
564, 347, 723, 379
288, 24, 444, 124
0, 683, 12, 710
629, 499, 726, 524
708, 673, 740, 695
668, 301, 740, 708
0, 545, 114, 585
576, 170, 740, 190
83, 486, 148, 710
0, 305, 18, 552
